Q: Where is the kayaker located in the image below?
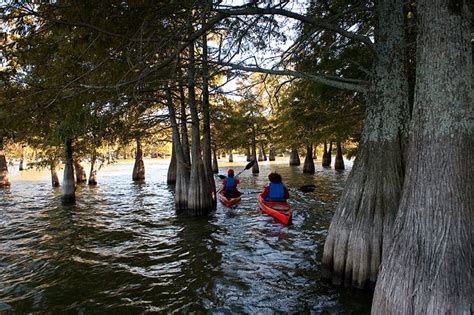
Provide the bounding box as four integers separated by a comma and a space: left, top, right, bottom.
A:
261, 172, 289, 202
222, 169, 241, 198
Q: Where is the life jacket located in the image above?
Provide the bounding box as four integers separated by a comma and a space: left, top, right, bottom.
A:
225, 176, 237, 191
268, 182, 285, 200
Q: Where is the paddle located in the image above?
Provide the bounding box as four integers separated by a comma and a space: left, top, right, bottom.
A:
217, 160, 255, 180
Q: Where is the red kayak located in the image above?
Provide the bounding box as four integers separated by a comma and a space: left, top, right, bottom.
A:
218, 190, 241, 207
258, 194, 292, 225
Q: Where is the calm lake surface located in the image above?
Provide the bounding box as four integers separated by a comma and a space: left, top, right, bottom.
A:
0, 157, 372, 314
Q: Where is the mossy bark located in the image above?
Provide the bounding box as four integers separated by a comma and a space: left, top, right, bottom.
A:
322, 0, 409, 288
303, 144, 315, 174
0, 140, 10, 187
289, 147, 300, 166
61, 139, 75, 204
334, 142, 345, 170
132, 138, 145, 181
372, 2, 473, 313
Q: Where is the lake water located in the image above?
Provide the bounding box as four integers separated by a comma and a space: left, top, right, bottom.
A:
0, 157, 372, 313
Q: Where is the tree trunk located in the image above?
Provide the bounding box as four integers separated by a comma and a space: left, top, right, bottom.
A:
19, 147, 25, 171
50, 160, 60, 187
312, 144, 318, 159
0, 139, 10, 187
269, 146, 276, 161
132, 138, 145, 181
201, 29, 216, 208
212, 149, 219, 174
166, 86, 189, 210
258, 146, 264, 161
187, 35, 213, 214
167, 140, 177, 185
372, 2, 472, 313
289, 147, 300, 166
221, 151, 226, 158
322, 141, 332, 167
179, 85, 191, 166
251, 126, 259, 174
74, 160, 87, 183
261, 143, 267, 161
322, 0, 409, 288
246, 147, 251, 162
228, 150, 233, 163
88, 151, 98, 185
61, 139, 75, 204
334, 142, 345, 170
303, 144, 315, 174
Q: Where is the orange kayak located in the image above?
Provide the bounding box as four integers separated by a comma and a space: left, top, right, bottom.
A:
218, 190, 241, 207
258, 194, 292, 225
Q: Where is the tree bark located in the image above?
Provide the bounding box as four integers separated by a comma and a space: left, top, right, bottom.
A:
228, 150, 233, 162
212, 149, 219, 173
50, 160, 60, 187
201, 28, 216, 208
334, 142, 345, 170
61, 139, 75, 204
187, 34, 213, 214
166, 86, 189, 210
312, 144, 317, 159
289, 146, 300, 166
258, 146, 264, 161
167, 140, 177, 185
179, 85, 191, 166
246, 147, 251, 162
74, 160, 87, 183
88, 151, 98, 185
0, 139, 10, 187
322, 0, 409, 288
251, 126, 259, 174
132, 138, 145, 181
372, 2, 473, 313
322, 141, 332, 167
303, 144, 315, 174
269, 146, 276, 161
19, 147, 25, 171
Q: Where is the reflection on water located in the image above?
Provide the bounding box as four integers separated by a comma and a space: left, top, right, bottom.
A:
0, 158, 372, 313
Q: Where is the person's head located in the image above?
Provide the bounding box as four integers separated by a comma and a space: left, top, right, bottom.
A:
227, 169, 234, 177
268, 172, 282, 183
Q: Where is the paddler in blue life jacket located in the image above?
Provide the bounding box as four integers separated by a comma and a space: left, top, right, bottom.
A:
261, 172, 289, 202
222, 169, 241, 198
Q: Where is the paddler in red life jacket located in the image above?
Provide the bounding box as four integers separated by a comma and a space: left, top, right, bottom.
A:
222, 169, 241, 198
261, 172, 289, 202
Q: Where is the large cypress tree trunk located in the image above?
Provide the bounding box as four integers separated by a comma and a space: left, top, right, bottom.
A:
334, 142, 345, 170
167, 141, 177, 185
372, 2, 472, 313
50, 160, 60, 187
187, 36, 213, 214
179, 85, 191, 166
0, 139, 10, 187
167, 86, 189, 210
62, 139, 75, 204
322, 0, 409, 288
289, 147, 300, 166
228, 150, 233, 162
132, 138, 145, 181
74, 160, 87, 183
88, 151, 98, 185
268, 146, 276, 161
201, 29, 216, 208
303, 144, 315, 174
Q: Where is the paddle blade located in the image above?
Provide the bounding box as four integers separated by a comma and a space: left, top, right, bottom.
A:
245, 160, 256, 170
218, 174, 226, 180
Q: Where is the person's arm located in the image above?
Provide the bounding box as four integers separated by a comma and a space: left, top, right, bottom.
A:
261, 185, 270, 199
